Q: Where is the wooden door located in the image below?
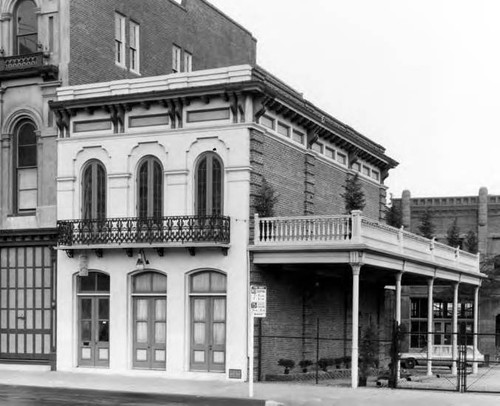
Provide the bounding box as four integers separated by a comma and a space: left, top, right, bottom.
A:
133, 297, 166, 369
78, 297, 109, 367
190, 297, 226, 372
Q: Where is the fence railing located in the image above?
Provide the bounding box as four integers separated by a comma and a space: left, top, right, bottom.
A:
0, 52, 44, 71
254, 211, 480, 273
57, 215, 230, 246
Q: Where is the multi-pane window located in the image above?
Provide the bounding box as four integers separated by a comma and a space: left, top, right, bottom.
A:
15, 120, 37, 212
292, 130, 304, 144
325, 147, 335, 160
82, 160, 106, 220
172, 45, 182, 73
129, 21, 140, 73
311, 142, 323, 154
15, 0, 38, 55
184, 51, 192, 73
137, 157, 163, 218
196, 153, 223, 216
115, 13, 126, 66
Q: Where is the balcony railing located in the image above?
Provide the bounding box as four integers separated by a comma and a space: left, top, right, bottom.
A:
0, 52, 44, 71
57, 215, 230, 247
0, 52, 58, 80
254, 211, 480, 273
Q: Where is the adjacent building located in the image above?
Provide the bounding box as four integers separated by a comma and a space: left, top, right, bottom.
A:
0, 0, 255, 370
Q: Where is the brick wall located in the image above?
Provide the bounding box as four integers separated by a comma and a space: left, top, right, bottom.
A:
251, 263, 387, 379
68, 0, 256, 85
251, 134, 386, 221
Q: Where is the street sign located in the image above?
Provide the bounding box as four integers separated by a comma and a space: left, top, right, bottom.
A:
250, 285, 266, 318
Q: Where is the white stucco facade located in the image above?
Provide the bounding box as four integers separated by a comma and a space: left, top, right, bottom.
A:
55, 68, 254, 379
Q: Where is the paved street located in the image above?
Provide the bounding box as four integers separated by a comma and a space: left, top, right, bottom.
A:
0, 385, 265, 406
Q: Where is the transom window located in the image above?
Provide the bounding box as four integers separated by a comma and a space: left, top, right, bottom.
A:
138, 157, 163, 218
82, 160, 106, 220
14, 120, 37, 212
196, 153, 223, 216
15, 0, 38, 55
78, 272, 110, 293
190, 271, 227, 294
132, 272, 167, 294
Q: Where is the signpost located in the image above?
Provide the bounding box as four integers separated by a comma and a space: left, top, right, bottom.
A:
249, 285, 266, 398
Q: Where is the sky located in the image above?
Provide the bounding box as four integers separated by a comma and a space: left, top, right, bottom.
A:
208, 0, 500, 199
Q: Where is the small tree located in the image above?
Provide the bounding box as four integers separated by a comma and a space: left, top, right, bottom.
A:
463, 230, 478, 254
418, 208, 435, 239
386, 196, 402, 228
341, 173, 365, 214
446, 218, 461, 248
255, 177, 278, 217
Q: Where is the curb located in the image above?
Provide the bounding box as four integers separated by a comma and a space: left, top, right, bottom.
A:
266, 401, 285, 406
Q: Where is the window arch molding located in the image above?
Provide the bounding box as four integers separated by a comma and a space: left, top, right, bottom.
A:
81, 159, 107, 220
186, 268, 227, 293
136, 155, 163, 218
194, 151, 224, 216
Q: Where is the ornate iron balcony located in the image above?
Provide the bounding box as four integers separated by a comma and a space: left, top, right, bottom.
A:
57, 215, 230, 247
0, 52, 58, 80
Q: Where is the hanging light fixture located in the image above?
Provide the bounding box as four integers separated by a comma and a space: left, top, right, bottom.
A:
135, 249, 149, 270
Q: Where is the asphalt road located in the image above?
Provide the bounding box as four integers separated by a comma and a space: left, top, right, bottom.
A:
0, 385, 265, 406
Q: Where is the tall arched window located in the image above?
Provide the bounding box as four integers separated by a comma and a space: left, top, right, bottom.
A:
82, 160, 106, 220
195, 153, 223, 216
189, 270, 226, 372
14, 119, 37, 212
15, 0, 38, 55
137, 156, 163, 218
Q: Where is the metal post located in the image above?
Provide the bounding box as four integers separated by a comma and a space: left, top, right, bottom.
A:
427, 278, 434, 376
452, 283, 458, 375
249, 315, 254, 397
395, 272, 402, 380
315, 318, 320, 385
351, 264, 361, 388
258, 318, 262, 381
473, 286, 479, 374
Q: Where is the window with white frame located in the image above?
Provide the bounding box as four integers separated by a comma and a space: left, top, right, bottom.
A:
172, 45, 181, 73
14, 120, 38, 212
351, 162, 361, 172
325, 146, 335, 160
129, 20, 140, 73
311, 142, 323, 154
337, 152, 347, 165
362, 165, 371, 176
184, 51, 192, 72
115, 13, 126, 67
260, 115, 275, 130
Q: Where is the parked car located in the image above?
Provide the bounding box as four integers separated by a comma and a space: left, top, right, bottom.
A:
400, 345, 484, 369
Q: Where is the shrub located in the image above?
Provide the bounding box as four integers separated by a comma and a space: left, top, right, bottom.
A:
277, 359, 295, 374
298, 359, 313, 372
317, 357, 335, 372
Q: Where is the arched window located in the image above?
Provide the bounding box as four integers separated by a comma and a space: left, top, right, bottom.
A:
195, 153, 223, 216
15, 0, 38, 55
137, 156, 163, 218
131, 271, 167, 370
82, 160, 106, 220
189, 270, 226, 372
77, 271, 110, 367
14, 119, 37, 212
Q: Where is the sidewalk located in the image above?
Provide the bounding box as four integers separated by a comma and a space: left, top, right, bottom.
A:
0, 369, 499, 406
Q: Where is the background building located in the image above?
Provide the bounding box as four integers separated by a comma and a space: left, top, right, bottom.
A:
393, 189, 500, 358
0, 0, 255, 370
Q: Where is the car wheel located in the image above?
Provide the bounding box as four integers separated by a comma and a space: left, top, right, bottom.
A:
404, 358, 416, 369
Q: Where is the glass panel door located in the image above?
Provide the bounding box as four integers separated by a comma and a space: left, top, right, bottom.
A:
190, 297, 226, 372
132, 297, 166, 370
78, 296, 109, 367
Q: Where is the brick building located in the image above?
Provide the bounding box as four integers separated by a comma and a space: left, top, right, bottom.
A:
50, 64, 483, 385
394, 189, 500, 359
0, 0, 255, 370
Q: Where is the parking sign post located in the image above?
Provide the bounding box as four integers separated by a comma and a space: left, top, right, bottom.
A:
249, 285, 266, 398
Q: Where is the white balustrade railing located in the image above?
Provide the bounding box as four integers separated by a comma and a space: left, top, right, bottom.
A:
253, 211, 480, 273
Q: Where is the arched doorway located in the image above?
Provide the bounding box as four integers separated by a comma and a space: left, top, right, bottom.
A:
131, 271, 167, 370
77, 271, 110, 367
189, 270, 226, 372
